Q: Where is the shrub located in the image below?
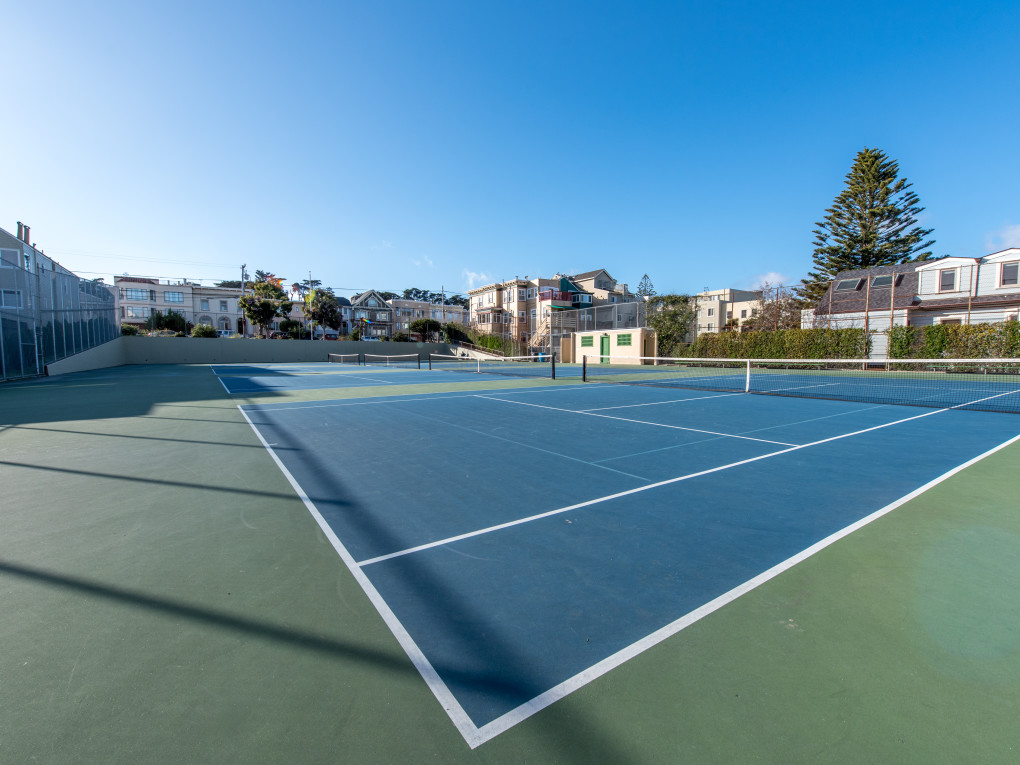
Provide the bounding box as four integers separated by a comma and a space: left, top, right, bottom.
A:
120, 324, 139, 336
191, 324, 217, 338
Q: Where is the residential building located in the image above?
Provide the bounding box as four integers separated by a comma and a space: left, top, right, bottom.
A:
115, 276, 245, 334
389, 298, 468, 337
1, 221, 117, 380
803, 249, 1020, 357
692, 288, 761, 337
350, 290, 394, 338
467, 269, 634, 350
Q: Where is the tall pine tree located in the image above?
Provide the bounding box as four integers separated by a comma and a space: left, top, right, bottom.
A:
796, 148, 934, 306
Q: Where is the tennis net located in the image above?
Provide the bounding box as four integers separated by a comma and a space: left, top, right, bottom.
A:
327, 353, 360, 365
429, 354, 555, 379
581, 356, 1020, 414
363, 353, 421, 369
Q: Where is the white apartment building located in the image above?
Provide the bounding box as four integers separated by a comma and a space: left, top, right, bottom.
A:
115, 276, 245, 333
692, 288, 761, 337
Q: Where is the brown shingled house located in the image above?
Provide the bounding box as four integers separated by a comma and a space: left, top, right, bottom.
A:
804, 249, 1020, 358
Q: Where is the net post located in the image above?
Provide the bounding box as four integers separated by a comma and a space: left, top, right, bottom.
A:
582, 355, 588, 382
428, 354, 433, 370
417, 355, 421, 369
745, 359, 751, 392
358, 354, 364, 365
551, 354, 556, 380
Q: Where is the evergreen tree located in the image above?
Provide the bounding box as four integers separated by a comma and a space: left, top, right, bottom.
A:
797, 148, 934, 306
636, 274, 656, 298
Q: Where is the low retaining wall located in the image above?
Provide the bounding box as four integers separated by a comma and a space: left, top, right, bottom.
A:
45, 337, 454, 376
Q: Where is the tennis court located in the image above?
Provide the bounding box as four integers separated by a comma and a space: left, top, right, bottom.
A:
3, 358, 1019, 762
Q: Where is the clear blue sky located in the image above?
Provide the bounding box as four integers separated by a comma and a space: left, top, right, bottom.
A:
4, 0, 1018, 299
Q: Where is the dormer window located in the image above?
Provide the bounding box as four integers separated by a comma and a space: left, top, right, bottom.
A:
939, 269, 956, 292
871, 275, 894, 288
1001, 262, 1019, 287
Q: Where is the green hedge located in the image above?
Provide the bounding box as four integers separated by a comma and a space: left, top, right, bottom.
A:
684, 328, 870, 359
888, 320, 1020, 359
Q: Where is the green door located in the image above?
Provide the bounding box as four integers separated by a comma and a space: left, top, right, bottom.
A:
600, 335, 610, 363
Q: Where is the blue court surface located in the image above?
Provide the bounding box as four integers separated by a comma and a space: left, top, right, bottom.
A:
230, 366, 1020, 747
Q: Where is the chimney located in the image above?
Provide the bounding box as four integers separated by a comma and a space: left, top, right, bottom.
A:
24, 225, 31, 245
17, 222, 24, 241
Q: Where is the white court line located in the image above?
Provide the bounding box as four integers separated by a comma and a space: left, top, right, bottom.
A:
242, 388, 1020, 748
394, 401, 650, 482
581, 391, 745, 411
469, 428, 1020, 744
237, 407, 484, 748
478, 394, 797, 447
245, 384, 595, 412
356, 396, 1002, 567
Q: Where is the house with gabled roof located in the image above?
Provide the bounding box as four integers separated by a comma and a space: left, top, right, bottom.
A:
350, 290, 394, 338
804, 249, 1020, 357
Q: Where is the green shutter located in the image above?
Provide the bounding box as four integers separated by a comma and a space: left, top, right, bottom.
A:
617, 334, 632, 346
581, 336, 594, 347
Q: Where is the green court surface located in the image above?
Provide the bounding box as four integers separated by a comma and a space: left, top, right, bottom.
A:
2, 363, 1019, 764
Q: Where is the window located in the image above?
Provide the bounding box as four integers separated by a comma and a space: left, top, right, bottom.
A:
368, 299, 378, 307
751, 309, 758, 316
164, 291, 184, 303
122, 288, 152, 301
617, 334, 632, 346
740, 309, 747, 319
871, 275, 894, 288
835, 279, 862, 291
1006, 313, 1018, 322
124, 306, 151, 318
488, 293, 494, 304
518, 311, 525, 319
1001, 262, 1019, 287
220, 300, 228, 311
201, 299, 210, 310
0, 248, 20, 267
527, 288, 536, 299
938, 317, 962, 325
707, 322, 714, 331
1, 289, 24, 308
707, 308, 714, 316
726, 311, 732, 319
581, 336, 594, 347
519, 289, 526, 300
939, 269, 956, 292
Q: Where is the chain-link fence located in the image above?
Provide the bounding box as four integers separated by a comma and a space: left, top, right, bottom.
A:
1, 245, 117, 381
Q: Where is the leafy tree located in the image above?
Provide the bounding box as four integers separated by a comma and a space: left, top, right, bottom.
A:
240, 279, 293, 338
797, 147, 934, 306
410, 318, 441, 342
303, 288, 343, 337
441, 322, 470, 343
377, 290, 399, 301
291, 278, 322, 298
445, 294, 469, 308
121, 323, 139, 336
645, 294, 696, 356
636, 274, 657, 298
279, 319, 307, 339
215, 280, 242, 288
191, 324, 217, 338
391, 331, 410, 342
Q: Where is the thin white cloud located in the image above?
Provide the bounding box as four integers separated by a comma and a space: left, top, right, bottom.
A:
372, 240, 393, 250
985, 224, 1020, 253
745, 271, 792, 290
413, 255, 434, 268
462, 269, 492, 289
